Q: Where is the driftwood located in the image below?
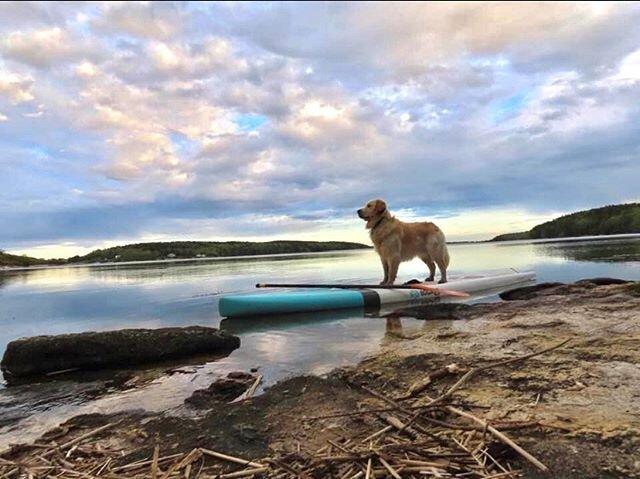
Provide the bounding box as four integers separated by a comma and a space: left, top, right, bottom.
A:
231, 374, 263, 403
199, 448, 266, 468
41, 422, 118, 458
244, 373, 263, 398
399, 363, 464, 399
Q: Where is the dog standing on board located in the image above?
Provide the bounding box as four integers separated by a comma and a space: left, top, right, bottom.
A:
357, 199, 449, 285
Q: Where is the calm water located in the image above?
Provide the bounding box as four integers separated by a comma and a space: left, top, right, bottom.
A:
0, 236, 639, 447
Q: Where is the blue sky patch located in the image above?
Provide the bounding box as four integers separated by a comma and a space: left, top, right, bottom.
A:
492, 92, 530, 124
234, 114, 268, 132
169, 131, 199, 156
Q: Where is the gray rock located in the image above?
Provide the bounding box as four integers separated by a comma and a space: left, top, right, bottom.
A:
575, 277, 630, 286
499, 282, 564, 301
1, 326, 240, 383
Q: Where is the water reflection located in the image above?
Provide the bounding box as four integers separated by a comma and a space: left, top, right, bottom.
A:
538, 238, 640, 262
219, 307, 377, 335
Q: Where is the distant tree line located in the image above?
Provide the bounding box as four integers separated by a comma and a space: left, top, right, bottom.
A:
492, 203, 640, 241
1, 241, 369, 267
0, 251, 66, 267
67, 240, 369, 263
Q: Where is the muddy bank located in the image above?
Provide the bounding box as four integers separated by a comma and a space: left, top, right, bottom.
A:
1, 326, 240, 384
2, 280, 639, 478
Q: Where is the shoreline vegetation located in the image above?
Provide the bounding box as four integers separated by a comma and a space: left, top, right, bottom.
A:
2, 203, 639, 269
491, 202, 640, 241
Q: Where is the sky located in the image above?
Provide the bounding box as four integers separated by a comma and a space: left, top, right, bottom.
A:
1, 1, 639, 258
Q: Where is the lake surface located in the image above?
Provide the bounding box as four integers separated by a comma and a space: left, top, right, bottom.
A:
1, 236, 639, 448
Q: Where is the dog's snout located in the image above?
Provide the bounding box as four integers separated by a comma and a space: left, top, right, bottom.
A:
357, 208, 365, 219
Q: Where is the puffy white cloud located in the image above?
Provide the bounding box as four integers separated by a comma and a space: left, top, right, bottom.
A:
147, 38, 246, 77
91, 1, 184, 39
274, 98, 381, 150
0, 71, 34, 103
606, 48, 640, 85
1, 27, 100, 68
75, 61, 98, 78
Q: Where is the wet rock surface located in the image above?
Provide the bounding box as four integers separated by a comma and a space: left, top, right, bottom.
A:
185, 372, 256, 407
500, 277, 631, 301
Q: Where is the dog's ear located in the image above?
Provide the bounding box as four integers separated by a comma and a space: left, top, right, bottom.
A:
374, 199, 387, 214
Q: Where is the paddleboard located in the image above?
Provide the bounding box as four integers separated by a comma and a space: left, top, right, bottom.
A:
218, 271, 535, 318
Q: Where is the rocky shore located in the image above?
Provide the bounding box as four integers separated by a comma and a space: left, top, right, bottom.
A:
2, 279, 639, 478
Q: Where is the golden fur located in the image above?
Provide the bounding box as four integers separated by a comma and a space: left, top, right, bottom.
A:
357, 199, 449, 285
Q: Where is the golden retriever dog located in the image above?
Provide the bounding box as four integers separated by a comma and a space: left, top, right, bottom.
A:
357, 199, 449, 285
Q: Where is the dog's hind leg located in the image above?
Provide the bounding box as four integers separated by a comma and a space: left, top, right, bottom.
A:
420, 254, 436, 282
427, 236, 449, 284
435, 245, 449, 283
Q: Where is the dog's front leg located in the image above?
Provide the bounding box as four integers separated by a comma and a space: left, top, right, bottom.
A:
386, 257, 400, 285
380, 259, 390, 285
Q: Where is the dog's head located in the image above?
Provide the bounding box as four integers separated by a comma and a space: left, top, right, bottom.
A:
357, 199, 387, 221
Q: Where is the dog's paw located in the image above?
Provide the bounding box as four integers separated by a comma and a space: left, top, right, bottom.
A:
438, 279, 448, 284
425, 276, 435, 282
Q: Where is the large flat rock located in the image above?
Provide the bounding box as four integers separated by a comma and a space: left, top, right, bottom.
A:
1, 326, 240, 383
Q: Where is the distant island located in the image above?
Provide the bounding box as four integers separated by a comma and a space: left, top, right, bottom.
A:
0, 251, 67, 268
492, 203, 640, 241
1, 241, 369, 268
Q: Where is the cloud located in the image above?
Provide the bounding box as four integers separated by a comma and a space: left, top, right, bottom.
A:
0, 2, 639, 256
605, 47, 640, 85
0, 2, 85, 30
91, 1, 185, 40
1, 27, 100, 68
147, 38, 247, 77
221, 2, 640, 79
0, 71, 34, 102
